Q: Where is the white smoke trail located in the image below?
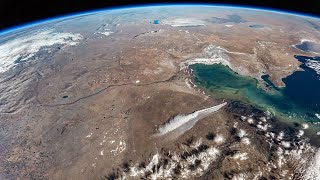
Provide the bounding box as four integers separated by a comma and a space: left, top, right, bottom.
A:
303, 148, 320, 180
155, 102, 227, 136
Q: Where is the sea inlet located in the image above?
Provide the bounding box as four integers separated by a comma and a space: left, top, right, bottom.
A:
190, 55, 320, 129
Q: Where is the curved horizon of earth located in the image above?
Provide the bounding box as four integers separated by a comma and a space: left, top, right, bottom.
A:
1, 4, 320, 180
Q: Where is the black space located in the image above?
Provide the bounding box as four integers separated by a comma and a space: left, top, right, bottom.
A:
0, 0, 320, 31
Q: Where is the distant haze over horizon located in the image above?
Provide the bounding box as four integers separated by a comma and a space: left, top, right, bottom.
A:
1, 3, 320, 34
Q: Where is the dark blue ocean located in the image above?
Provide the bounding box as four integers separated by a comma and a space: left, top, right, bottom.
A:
190, 55, 320, 125
282, 56, 320, 115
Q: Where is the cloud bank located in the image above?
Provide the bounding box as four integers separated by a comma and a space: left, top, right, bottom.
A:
0, 30, 82, 73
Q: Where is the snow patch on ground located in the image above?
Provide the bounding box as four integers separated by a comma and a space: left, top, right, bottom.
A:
85, 133, 93, 138
241, 137, 251, 145
97, 30, 113, 37
180, 45, 231, 70
99, 139, 106, 145
232, 152, 248, 161
163, 18, 205, 27
0, 29, 82, 73
110, 140, 126, 155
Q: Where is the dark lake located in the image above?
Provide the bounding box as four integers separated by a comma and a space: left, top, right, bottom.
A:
294, 41, 320, 53
249, 24, 264, 28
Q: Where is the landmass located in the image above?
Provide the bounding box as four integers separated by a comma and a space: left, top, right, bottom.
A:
0, 6, 320, 179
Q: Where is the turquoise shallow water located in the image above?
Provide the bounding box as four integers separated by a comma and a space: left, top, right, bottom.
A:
190, 55, 320, 125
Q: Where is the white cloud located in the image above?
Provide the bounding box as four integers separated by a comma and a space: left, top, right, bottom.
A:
281, 141, 291, 148
213, 134, 225, 144
257, 123, 268, 131
238, 129, 247, 138
297, 130, 304, 138
128, 146, 220, 179
305, 60, 320, 75
301, 123, 309, 129
0, 29, 82, 73
247, 117, 254, 124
